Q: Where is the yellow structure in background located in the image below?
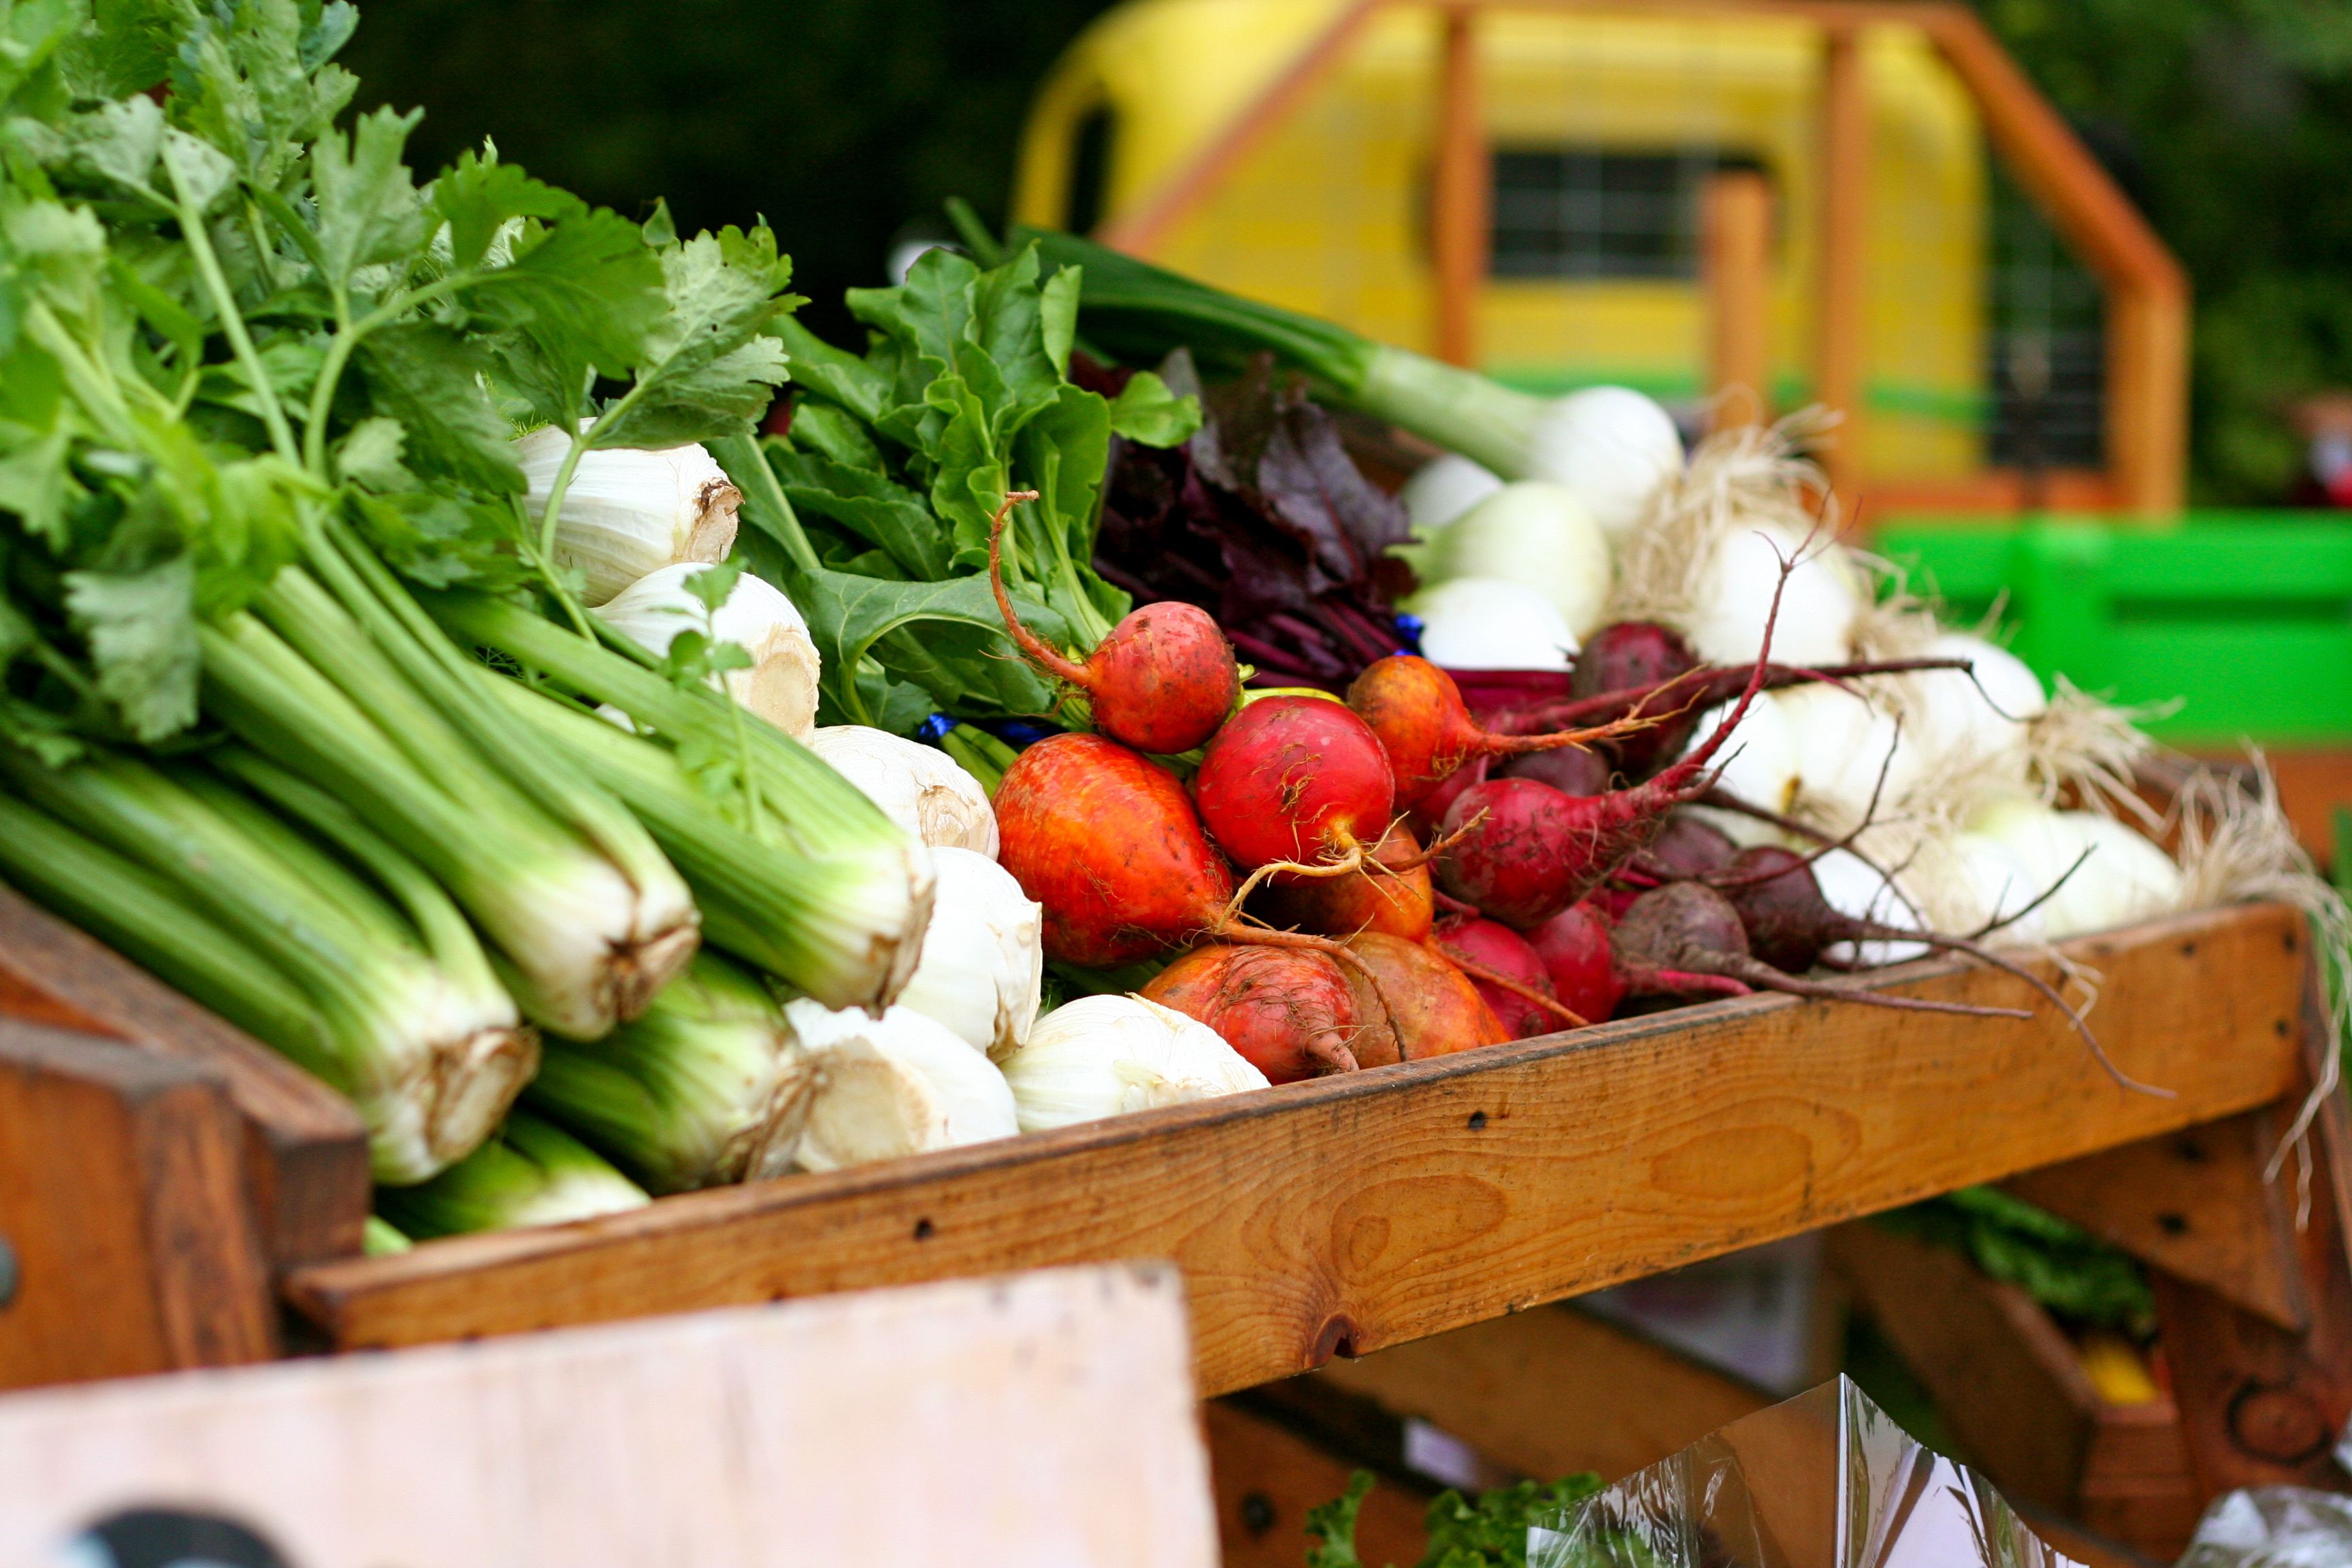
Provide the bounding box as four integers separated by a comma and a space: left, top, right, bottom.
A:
1015, 0, 1988, 479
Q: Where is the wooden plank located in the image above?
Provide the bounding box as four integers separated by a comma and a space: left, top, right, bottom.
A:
286, 906, 2304, 1395
1203, 1401, 1432, 1568
1830, 1221, 2096, 1513
0, 1022, 276, 1390
1315, 1303, 1772, 1482
2003, 1111, 2307, 1332
0, 1264, 1216, 1568
1812, 23, 1869, 502
1703, 168, 1774, 428
1431, 7, 1488, 368
0, 883, 368, 1269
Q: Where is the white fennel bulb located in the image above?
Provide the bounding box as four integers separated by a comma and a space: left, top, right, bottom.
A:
806, 725, 998, 858
1427, 482, 1613, 638
597, 563, 821, 740
1399, 454, 1505, 567
514, 425, 740, 606
785, 1000, 1019, 1171
894, 847, 1044, 1059
1406, 576, 1578, 672
1000, 994, 1269, 1134
1968, 799, 2182, 939
1680, 691, 1801, 815
1520, 386, 1684, 538
1777, 684, 1929, 830
1685, 523, 1862, 668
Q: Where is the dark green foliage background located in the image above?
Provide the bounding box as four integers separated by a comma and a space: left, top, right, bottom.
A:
344, 0, 2352, 502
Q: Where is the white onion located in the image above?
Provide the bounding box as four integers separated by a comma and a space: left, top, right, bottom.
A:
893, 847, 1043, 1059
1968, 799, 2182, 939
1401, 453, 1504, 536
514, 427, 740, 606
784, 1000, 1019, 1171
1680, 691, 1801, 815
1899, 632, 2044, 785
999, 994, 1269, 1133
597, 563, 821, 740
1520, 386, 1684, 538
1776, 684, 1928, 829
1426, 482, 1613, 638
806, 725, 998, 858
1684, 523, 1861, 668
1814, 847, 1929, 966
1405, 576, 1577, 672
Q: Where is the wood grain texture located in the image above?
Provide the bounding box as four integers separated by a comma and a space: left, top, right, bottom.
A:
0, 883, 368, 1268
1703, 169, 1774, 427
1203, 1401, 1431, 1568
1431, 6, 1488, 368
0, 1022, 276, 1390
1315, 1303, 1771, 1483
2004, 1110, 2306, 1331
286, 906, 2305, 1395
0, 1264, 1217, 1568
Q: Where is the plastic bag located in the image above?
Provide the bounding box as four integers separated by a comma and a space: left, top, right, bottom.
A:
1526, 1375, 2082, 1568
2178, 1487, 2352, 1567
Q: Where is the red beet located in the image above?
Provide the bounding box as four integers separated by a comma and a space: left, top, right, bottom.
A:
1339, 932, 1509, 1063
1141, 944, 1361, 1083
1346, 655, 1647, 811
1523, 902, 1633, 1022
1256, 819, 1434, 941
991, 493, 1238, 754
1411, 753, 1488, 843
1193, 696, 1394, 871
1636, 813, 1738, 881
1494, 745, 1611, 796
1432, 915, 1569, 1037
1571, 621, 1699, 702
996, 734, 1239, 966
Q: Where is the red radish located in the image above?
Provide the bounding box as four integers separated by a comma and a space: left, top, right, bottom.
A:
1524, 903, 1628, 1023
1192, 696, 1394, 872
1708, 845, 2149, 1092
1610, 882, 2038, 1022
1437, 563, 1797, 930
1141, 944, 1361, 1083
1495, 745, 1611, 797
1432, 915, 1571, 1038
990, 492, 1239, 755
1339, 932, 1508, 1064
1256, 820, 1434, 941
1345, 655, 1650, 811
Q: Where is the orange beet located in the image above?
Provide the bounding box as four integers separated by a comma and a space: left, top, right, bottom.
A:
1254, 820, 1434, 941
1141, 944, 1361, 1083
1339, 932, 1509, 1064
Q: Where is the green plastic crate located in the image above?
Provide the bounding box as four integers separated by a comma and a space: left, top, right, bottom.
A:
1872, 513, 2352, 747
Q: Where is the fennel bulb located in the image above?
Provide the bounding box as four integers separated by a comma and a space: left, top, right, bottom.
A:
806, 725, 1000, 858
786, 1000, 1019, 1170
514, 426, 742, 606
1426, 482, 1612, 638
1000, 994, 1269, 1133
598, 564, 821, 740
1519, 387, 1684, 538
894, 847, 1044, 1058
376, 1113, 650, 1237
529, 953, 815, 1193
1405, 577, 1578, 672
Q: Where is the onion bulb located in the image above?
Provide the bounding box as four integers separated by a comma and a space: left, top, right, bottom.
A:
1405, 576, 1578, 672
1520, 387, 1684, 538
1398, 454, 1505, 566
893, 847, 1044, 1059
514, 427, 740, 606
1776, 684, 1929, 830
1899, 632, 2045, 787
806, 725, 999, 858
998, 994, 1269, 1133
1814, 847, 1930, 966
1969, 799, 2182, 940
1426, 482, 1613, 638
784, 1000, 1019, 1171
1684, 523, 1861, 668
597, 563, 821, 740
1682, 691, 1801, 815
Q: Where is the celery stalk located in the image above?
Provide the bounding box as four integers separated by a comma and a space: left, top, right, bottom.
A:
376, 1112, 649, 1238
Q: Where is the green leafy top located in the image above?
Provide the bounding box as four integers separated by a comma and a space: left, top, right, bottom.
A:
731, 242, 1199, 734
1304, 1470, 1608, 1568
0, 0, 802, 747
1881, 1186, 2156, 1335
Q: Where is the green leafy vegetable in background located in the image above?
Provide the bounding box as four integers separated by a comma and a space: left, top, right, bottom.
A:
718, 242, 1198, 734
1304, 1469, 1607, 1568
1881, 1185, 2155, 1335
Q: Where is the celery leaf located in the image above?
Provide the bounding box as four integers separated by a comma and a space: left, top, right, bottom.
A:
63, 554, 198, 742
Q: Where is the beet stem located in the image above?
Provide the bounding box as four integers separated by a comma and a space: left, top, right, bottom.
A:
987, 489, 1089, 687
1961, 847, 2095, 941
1494, 655, 1973, 737
1710, 953, 2034, 1019
1697, 786, 1913, 896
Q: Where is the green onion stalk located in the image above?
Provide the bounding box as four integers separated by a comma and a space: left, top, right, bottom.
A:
528, 951, 815, 1194
196, 541, 700, 1041
0, 752, 536, 1183
1008, 223, 1571, 483
375, 1111, 649, 1239
427, 589, 935, 1013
